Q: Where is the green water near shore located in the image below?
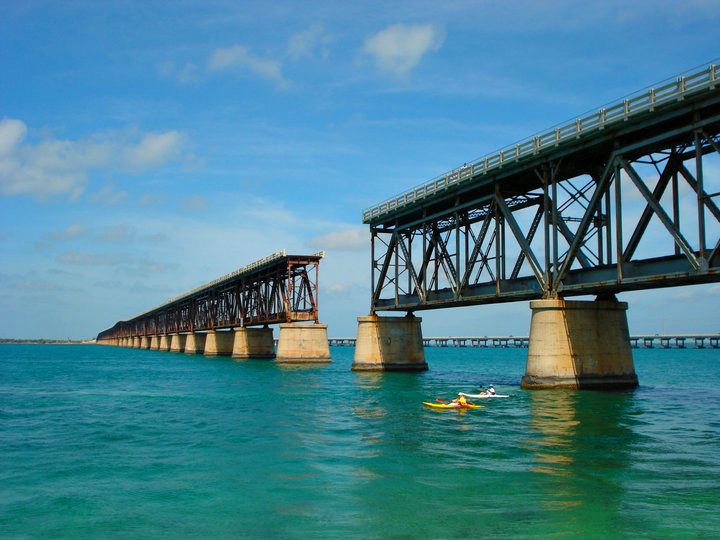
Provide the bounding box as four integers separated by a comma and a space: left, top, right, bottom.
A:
1, 344, 719, 538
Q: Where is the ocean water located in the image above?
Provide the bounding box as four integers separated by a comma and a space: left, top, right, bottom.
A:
1, 344, 719, 538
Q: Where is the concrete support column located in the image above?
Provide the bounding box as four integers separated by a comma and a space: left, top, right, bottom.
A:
150, 336, 160, 350
139, 336, 150, 349
158, 335, 171, 352
169, 333, 186, 353
204, 330, 234, 356
132, 336, 141, 348
521, 298, 638, 389
232, 327, 275, 359
352, 314, 427, 371
276, 323, 331, 363
184, 332, 207, 354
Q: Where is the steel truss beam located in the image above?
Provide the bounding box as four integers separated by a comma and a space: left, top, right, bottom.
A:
97, 254, 322, 339
370, 124, 720, 312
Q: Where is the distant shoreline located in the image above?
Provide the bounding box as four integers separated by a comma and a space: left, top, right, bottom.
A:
0, 339, 95, 345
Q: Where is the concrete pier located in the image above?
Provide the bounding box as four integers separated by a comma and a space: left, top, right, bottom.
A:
158, 335, 171, 351
140, 336, 151, 349
204, 330, 234, 356
184, 332, 207, 354
352, 314, 427, 371
521, 298, 638, 389
150, 335, 160, 350
232, 327, 275, 359
276, 323, 331, 363
132, 336, 141, 348
169, 333, 186, 353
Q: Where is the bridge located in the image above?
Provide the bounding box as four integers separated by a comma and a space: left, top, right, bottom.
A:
352, 62, 720, 387
96, 251, 331, 363
331, 334, 720, 349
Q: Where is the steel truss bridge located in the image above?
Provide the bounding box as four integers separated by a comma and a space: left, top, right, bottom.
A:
96, 251, 323, 340
364, 64, 720, 312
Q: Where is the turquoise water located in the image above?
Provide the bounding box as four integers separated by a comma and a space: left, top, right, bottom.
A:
1, 345, 719, 538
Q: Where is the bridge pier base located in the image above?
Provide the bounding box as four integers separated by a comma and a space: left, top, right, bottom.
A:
204, 330, 234, 356
132, 337, 140, 348
233, 327, 275, 359
184, 332, 207, 354
159, 335, 171, 351
150, 336, 160, 350
352, 315, 427, 371
169, 333, 186, 353
276, 323, 331, 363
521, 298, 638, 390
140, 336, 150, 349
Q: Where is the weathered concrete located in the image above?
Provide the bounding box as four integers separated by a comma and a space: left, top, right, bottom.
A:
158, 335, 171, 351
132, 336, 141, 348
352, 314, 427, 371
204, 330, 234, 356
521, 298, 638, 389
139, 336, 151, 349
276, 323, 331, 363
184, 332, 207, 354
232, 327, 275, 359
169, 333, 186, 353
150, 335, 160, 350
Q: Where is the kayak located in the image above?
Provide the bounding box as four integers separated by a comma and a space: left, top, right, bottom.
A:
422, 402, 484, 409
458, 392, 509, 399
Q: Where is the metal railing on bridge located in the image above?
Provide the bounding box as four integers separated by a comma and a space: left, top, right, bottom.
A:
366, 61, 720, 312
363, 63, 718, 223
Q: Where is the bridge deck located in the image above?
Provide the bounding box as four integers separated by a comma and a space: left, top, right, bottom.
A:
364, 64, 718, 226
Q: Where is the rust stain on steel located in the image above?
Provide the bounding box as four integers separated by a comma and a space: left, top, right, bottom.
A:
96, 251, 325, 340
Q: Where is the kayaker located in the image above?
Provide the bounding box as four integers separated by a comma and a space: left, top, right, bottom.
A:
487, 385, 496, 396
451, 394, 469, 407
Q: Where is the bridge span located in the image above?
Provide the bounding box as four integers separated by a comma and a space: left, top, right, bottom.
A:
96, 251, 331, 363
331, 335, 720, 349
352, 62, 720, 387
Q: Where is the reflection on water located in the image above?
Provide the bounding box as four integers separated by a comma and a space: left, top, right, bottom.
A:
526, 389, 639, 520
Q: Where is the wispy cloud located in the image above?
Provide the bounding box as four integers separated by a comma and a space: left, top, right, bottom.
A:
89, 183, 128, 206
307, 227, 368, 252
208, 44, 288, 87
362, 23, 444, 76
0, 118, 186, 200
182, 195, 208, 210
49, 223, 87, 241
288, 23, 331, 60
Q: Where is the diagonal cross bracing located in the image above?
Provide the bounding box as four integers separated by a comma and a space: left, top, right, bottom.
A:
368, 62, 720, 312
97, 251, 324, 340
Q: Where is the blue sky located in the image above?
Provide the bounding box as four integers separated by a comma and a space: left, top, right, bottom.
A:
1, 0, 719, 339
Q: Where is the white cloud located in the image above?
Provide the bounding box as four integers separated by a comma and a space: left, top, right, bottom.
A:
50, 223, 87, 241
0, 118, 186, 200
288, 23, 331, 60
362, 24, 444, 76
208, 44, 287, 86
124, 131, 184, 169
307, 227, 368, 251
89, 183, 128, 206
158, 61, 199, 83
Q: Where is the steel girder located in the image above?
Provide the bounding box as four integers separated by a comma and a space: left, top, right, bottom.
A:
370, 126, 720, 312
96, 255, 321, 339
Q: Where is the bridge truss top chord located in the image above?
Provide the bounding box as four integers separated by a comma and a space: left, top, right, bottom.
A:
97, 251, 324, 340
366, 62, 720, 312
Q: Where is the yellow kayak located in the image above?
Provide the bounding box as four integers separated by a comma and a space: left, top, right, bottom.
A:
422, 402, 484, 409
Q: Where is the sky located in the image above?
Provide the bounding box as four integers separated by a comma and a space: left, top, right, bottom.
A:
1, 0, 719, 339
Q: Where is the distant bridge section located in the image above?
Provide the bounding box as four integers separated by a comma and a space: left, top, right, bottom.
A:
97, 251, 324, 340
330, 335, 720, 349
